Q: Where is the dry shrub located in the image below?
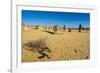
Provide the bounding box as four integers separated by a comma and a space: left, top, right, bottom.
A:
34, 25, 39, 29
24, 38, 51, 59
78, 24, 82, 32
53, 24, 59, 34
63, 25, 66, 31
68, 28, 71, 32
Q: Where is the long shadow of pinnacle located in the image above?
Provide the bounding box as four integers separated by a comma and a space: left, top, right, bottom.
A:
42, 30, 54, 34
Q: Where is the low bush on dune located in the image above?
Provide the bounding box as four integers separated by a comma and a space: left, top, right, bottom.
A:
23, 38, 51, 59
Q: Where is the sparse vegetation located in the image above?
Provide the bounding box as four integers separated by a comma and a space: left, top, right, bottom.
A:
22, 24, 90, 62
53, 24, 59, 34
24, 38, 51, 59
82, 27, 85, 30
63, 25, 66, 31
35, 25, 39, 29
68, 28, 71, 32
78, 24, 82, 32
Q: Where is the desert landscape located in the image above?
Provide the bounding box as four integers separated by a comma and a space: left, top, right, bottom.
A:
22, 24, 90, 62
22, 10, 90, 62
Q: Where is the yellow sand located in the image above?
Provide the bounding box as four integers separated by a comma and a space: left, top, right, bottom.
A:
22, 28, 90, 62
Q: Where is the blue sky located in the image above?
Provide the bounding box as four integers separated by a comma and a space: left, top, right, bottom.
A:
22, 10, 90, 28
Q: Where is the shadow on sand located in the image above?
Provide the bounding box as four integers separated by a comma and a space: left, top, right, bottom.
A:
42, 30, 54, 34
